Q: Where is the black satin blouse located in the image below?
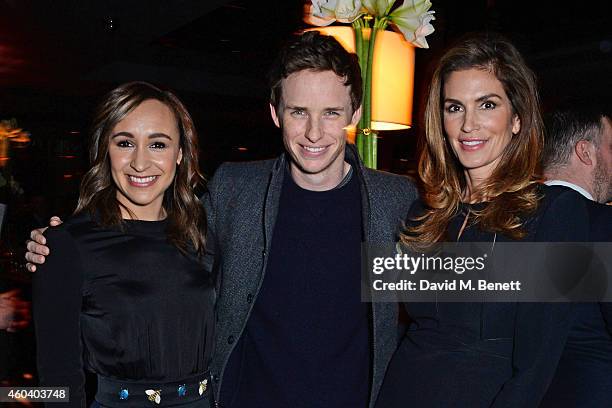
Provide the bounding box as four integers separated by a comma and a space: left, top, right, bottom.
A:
33, 213, 215, 407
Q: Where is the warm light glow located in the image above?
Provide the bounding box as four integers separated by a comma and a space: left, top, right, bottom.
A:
10, 135, 31, 145
344, 125, 357, 144
307, 26, 414, 130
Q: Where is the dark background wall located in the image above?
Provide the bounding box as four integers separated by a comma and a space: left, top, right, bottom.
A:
1, 1, 610, 215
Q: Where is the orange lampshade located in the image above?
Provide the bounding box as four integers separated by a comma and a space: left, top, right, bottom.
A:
307, 26, 415, 130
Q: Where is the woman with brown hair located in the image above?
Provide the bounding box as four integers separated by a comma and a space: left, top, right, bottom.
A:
376, 33, 589, 407
33, 82, 214, 407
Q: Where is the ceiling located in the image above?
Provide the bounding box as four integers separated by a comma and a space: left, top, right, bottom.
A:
0, 0, 302, 95
2, 0, 610, 98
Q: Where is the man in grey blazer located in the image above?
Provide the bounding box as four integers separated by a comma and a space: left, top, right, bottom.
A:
26, 32, 417, 407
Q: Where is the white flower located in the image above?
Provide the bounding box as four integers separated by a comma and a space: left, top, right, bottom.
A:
334, 0, 364, 22
362, 0, 395, 16
389, 0, 436, 48
305, 0, 364, 26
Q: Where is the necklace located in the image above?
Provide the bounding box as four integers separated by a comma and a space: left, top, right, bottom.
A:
457, 207, 497, 255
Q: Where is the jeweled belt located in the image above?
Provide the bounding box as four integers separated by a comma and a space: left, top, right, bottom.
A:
95, 371, 211, 407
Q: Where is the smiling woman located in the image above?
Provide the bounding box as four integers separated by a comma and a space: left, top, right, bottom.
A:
376, 33, 603, 407
442, 68, 521, 189
108, 99, 183, 221
408, 32, 543, 244
32, 82, 214, 407
75, 82, 205, 253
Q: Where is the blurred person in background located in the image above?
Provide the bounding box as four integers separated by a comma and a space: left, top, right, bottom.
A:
538, 103, 612, 407
0, 289, 30, 332
543, 103, 612, 205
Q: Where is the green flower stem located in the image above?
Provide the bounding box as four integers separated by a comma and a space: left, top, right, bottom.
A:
363, 133, 369, 166
361, 19, 379, 169
377, 16, 389, 30
372, 131, 377, 170
364, 22, 377, 130
353, 19, 363, 72
352, 19, 365, 159
353, 15, 386, 168
356, 130, 364, 162
359, 16, 371, 156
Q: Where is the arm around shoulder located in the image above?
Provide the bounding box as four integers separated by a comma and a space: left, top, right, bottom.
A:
33, 226, 86, 407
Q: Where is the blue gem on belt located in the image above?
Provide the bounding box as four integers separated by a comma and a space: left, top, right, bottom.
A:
177, 384, 187, 397
118, 388, 129, 400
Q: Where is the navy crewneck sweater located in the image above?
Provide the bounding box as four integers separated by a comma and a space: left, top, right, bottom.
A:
221, 167, 369, 407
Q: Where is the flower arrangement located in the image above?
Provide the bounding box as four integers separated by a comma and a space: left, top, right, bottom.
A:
305, 0, 435, 168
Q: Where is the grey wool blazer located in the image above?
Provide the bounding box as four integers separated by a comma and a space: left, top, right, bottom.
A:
202, 143, 418, 407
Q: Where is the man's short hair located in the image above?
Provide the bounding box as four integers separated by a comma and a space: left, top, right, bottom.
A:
543, 103, 610, 170
268, 31, 362, 113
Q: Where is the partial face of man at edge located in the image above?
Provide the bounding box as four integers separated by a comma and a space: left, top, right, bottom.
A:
270, 69, 362, 191
592, 115, 612, 203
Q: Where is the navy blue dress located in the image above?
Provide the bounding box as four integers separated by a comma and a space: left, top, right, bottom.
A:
376, 185, 607, 407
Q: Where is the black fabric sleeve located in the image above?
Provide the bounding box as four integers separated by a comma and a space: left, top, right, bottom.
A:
490, 302, 572, 407
535, 188, 591, 242
601, 303, 612, 337
593, 205, 612, 335
33, 226, 85, 407
491, 190, 590, 406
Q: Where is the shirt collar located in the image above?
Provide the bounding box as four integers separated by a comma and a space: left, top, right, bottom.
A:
544, 180, 594, 201
283, 160, 354, 191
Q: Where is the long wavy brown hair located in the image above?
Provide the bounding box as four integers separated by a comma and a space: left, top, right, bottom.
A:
75, 81, 206, 255
402, 33, 544, 249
